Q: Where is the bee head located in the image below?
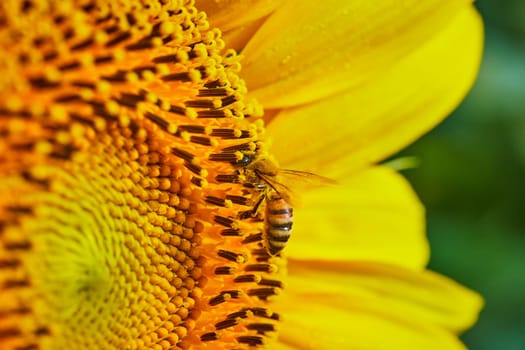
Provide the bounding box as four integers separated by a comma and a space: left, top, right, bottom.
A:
231, 152, 256, 168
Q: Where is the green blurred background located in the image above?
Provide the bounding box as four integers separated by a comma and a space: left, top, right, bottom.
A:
395, 1, 525, 349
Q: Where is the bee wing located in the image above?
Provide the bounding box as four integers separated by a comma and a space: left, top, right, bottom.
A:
253, 171, 297, 206
278, 169, 337, 190
258, 169, 336, 207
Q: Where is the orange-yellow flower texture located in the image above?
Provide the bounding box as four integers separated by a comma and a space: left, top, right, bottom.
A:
0, 0, 483, 349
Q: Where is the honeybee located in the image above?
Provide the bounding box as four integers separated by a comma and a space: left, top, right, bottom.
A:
237, 154, 335, 256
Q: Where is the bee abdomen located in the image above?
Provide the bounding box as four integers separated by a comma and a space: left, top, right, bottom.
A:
268, 207, 293, 215
265, 196, 293, 255
268, 216, 293, 228
268, 223, 292, 239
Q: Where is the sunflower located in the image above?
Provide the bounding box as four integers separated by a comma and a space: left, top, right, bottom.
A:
0, 0, 483, 349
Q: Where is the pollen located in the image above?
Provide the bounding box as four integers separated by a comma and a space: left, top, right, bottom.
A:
0, 1, 283, 349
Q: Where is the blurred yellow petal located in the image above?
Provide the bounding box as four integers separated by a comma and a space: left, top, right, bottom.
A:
221, 16, 269, 52
288, 166, 429, 270
272, 342, 296, 350
267, 7, 483, 175
242, 0, 474, 109
277, 260, 483, 349
279, 304, 467, 350
195, 0, 282, 32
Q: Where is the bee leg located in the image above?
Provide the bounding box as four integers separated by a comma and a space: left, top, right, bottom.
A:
239, 193, 265, 219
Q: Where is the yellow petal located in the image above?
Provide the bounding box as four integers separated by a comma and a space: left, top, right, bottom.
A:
242, 0, 475, 108
267, 7, 483, 175
277, 261, 483, 349
221, 16, 269, 52
279, 305, 467, 350
287, 166, 429, 270
195, 0, 282, 32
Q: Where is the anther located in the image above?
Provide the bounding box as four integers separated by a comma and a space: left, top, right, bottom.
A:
190, 177, 207, 187
28, 77, 60, 89
58, 61, 81, 71
258, 279, 284, 288
172, 147, 194, 162
196, 110, 227, 118
242, 233, 263, 244
233, 275, 258, 283
34, 327, 50, 336
250, 308, 280, 320
247, 287, 279, 299
169, 105, 186, 115
0, 327, 22, 339
210, 128, 237, 138
213, 216, 236, 228
225, 195, 249, 205
226, 310, 250, 319
204, 79, 222, 88
3, 279, 31, 289
217, 249, 243, 263
184, 162, 206, 177
101, 71, 127, 82
209, 153, 239, 162
222, 142, 256, 152
251, 248, 269, 256
220, 95, 237, 107
245, 264, 274, 273
190, 136, 212, 146
205, 196, 227, 207
220, 229, 241, 236
215, 318, 239, 330
4, 241, 32, 250
43, 51, 59, 61
105, 32, 132, 47
103, 24, 119, 35
118, 93, 145, 108
94, 55, 113, 65
237, 336, 264, 346
0, 259, 21, 269
161, 72, 192, 82
215, 174, 240, 183
152, 54, 183, 64
214, 266, 235, 275
87, 101, 118, 120
209, 290, 242, 306
179, 125, 206, 134
125, 38, 155, 51
54, 94, 82, 103
185, 99, 217, 108
198, 88, 228, 97
71, 38, 95, 51
145, 112, 171, 132
200, 332, 219, 342
247, 323, 276, 334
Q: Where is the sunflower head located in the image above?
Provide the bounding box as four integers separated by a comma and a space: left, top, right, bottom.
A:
0, 0, 285, 348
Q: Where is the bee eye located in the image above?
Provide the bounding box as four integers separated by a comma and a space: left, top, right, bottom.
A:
232, 153, 253, 167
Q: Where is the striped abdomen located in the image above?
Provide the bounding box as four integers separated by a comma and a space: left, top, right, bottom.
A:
264, 193, 293, 255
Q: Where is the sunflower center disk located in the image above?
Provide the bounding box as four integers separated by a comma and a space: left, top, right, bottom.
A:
0, 1, 284, 349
